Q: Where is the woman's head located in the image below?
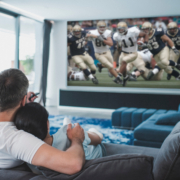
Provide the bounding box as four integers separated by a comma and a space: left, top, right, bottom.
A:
14, 102, 49, 140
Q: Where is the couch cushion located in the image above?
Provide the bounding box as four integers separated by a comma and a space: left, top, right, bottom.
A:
131, 108, 147, 128
155, 112, 180, 125
111, 107, 128, 127
121, 108, 137, 128
103, 143, 159, 160
153, 121, 180, 180
0, 163, 46, 180
134, 120, 173, 142
142, 109, 157, 121
36, 154, 154, 180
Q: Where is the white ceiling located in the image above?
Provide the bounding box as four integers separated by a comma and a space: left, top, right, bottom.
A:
1, 0, 180, 21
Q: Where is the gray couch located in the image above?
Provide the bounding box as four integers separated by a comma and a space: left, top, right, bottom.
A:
1, 121, 180, 180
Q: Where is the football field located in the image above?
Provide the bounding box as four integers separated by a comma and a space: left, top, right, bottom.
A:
68, 68, 180, 89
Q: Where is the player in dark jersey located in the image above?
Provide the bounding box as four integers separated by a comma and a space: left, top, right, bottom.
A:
68, 25, 98, 84
166, 22, 180, 80
141, 22, 180, 80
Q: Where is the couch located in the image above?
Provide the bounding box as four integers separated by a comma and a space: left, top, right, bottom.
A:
112, 105, 180, 148
1, 121, 180, 180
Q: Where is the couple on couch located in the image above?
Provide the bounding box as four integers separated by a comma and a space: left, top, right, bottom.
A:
0, 68, 157, 180
0, 68, 107, 175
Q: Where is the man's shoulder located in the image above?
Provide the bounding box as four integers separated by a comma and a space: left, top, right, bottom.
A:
104, 29, 112, 36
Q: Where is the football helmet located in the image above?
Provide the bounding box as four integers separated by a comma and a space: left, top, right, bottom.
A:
67, 25, 73, 35
141, 22, 153, 35
97, 21, 106, 34
117, 22, 128, 35
72, 25, 82, 38
167, 22, 178, 35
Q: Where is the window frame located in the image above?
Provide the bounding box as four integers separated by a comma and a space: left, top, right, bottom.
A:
0, 7, 43, 69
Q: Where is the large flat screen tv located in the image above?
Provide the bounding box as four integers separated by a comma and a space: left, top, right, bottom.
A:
67, 16, 180, 93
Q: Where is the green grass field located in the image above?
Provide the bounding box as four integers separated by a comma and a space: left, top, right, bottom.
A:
68, 68, 180, 89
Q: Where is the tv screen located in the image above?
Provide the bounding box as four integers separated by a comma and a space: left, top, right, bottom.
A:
67, 16, 180, 91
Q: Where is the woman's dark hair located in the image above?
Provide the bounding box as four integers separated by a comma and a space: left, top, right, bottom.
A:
14, 102, 49, 140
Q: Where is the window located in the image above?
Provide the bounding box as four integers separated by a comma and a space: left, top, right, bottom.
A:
19, 17, 43, 91
0, 13, 16, 71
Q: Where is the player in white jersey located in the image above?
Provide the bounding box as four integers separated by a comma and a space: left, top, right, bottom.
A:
113, 21, 149, 86
67, 66, 88, 81
86, 21, 122, 84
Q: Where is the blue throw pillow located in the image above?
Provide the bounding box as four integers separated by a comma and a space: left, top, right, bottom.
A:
155, 113, 180, 125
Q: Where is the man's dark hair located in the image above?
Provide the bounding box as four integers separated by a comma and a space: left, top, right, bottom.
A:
14, 102, 49, 140
0, 69, 29, 112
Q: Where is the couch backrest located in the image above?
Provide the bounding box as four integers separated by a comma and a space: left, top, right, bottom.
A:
153, 121, 180, 180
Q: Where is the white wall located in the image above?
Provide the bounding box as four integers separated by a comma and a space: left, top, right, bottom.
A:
46, 21, 67, 106
46, 0, 180, 106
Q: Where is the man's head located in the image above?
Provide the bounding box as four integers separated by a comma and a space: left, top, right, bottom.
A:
117, 21, 128, 36
97, 21, 106, 34
14, 102, 49, 140
0, 69, 29, 112
72, 25, 82, 38
141, 22, 153, 35
167, 22, 178, 35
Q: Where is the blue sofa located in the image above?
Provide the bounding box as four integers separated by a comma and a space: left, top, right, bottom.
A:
112, 104, 180, 148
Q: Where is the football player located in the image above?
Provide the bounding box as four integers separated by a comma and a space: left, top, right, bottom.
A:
68, 25, 98, 84
67, 25, 75, 68
141, 21, 180, 80
128, 40, 163, 81
166, 22, 180, 80
86, 21, 122, 84
67, 66, 88, 81
113, 21, 149, 86
67, 25, 73, 35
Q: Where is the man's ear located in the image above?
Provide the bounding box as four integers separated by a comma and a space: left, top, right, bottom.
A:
20, 95, 27, 107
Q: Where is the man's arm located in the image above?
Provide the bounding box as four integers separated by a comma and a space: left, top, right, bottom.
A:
161, 34, 180, 55
161, 34, 174, 47
32, 123, 85, 175
86, 34, 113, 46
103, 37, 113, 46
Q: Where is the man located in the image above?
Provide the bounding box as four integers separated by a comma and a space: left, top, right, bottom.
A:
141, 21, 180, 80
67, 25, 75, 68
166, 21, 180, 80
86, 21, 122, 84
128, 38, 163, 81
155, 18, 167, 32
67, 66, 89, 81
113, 21, 149, 86
68, 25, 98, 84
0, 68, 85, 175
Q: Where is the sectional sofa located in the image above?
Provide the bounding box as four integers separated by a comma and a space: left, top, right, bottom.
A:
112, 105, 180, 148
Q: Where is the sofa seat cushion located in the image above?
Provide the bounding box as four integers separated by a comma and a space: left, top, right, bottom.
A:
153, 121, 180, 180
36, 154, 154, 180
103, 143, 159, 160
155, 112, 180, 125
134, 120, 174, 142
